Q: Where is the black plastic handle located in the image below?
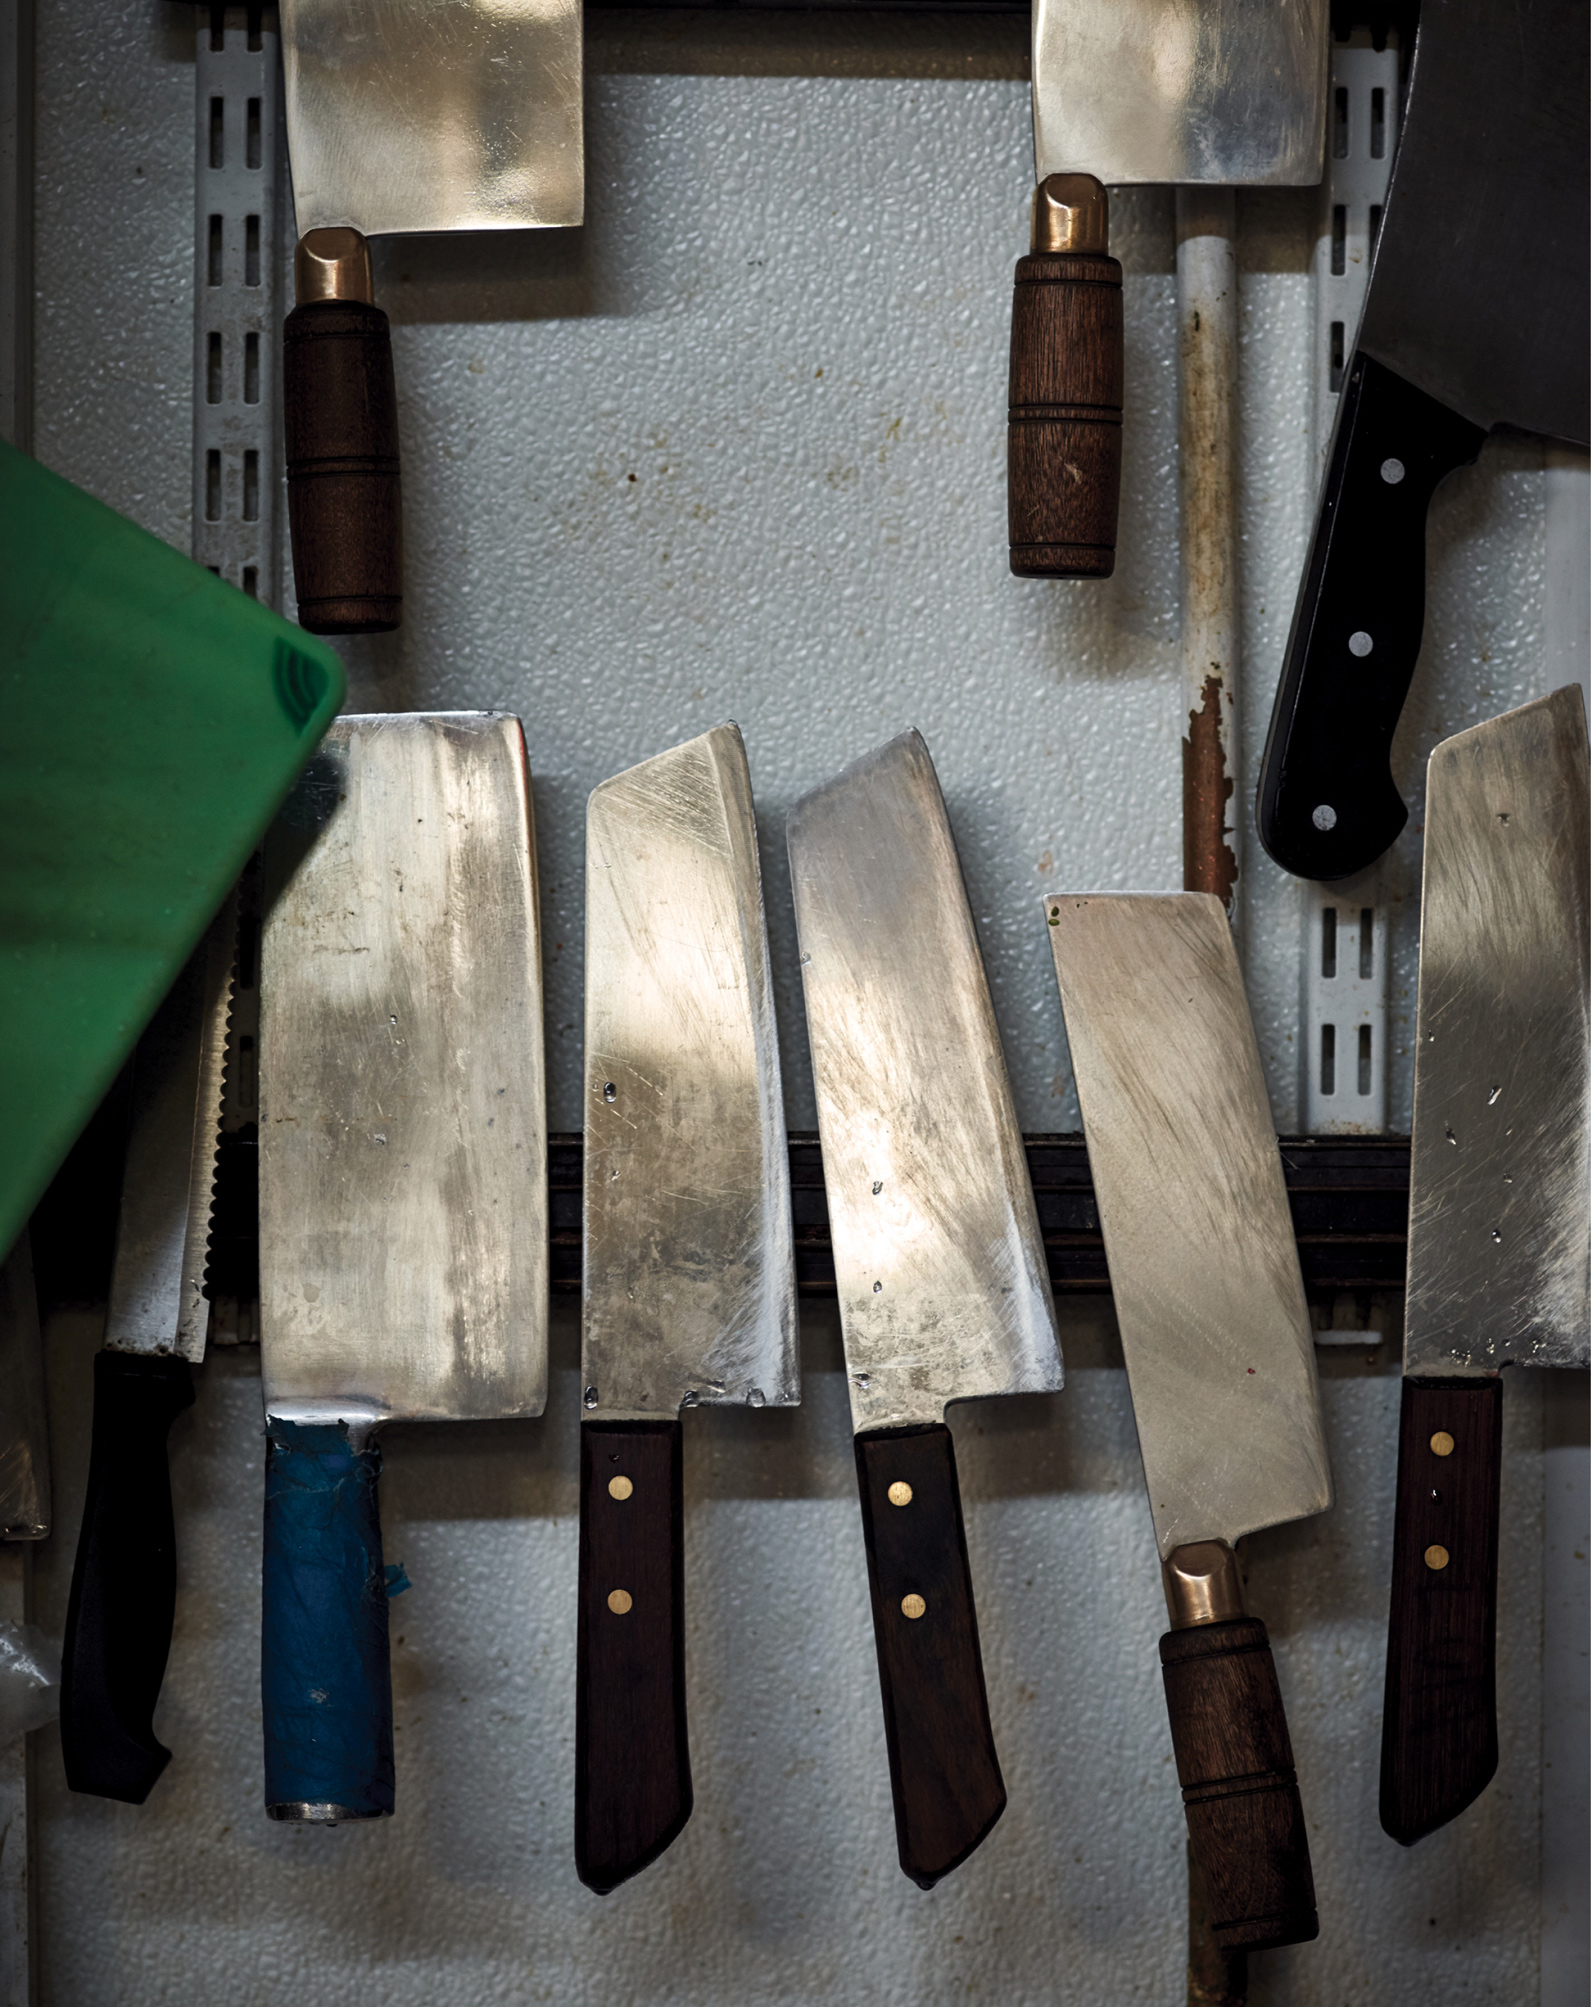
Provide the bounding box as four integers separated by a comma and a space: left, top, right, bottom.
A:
1257, 352, 1486, 880
1380, 1375, 1502, 1845
855, 1422, 1005, 1889
575, 1419, 692, 1893
59, 1349, 195, 1803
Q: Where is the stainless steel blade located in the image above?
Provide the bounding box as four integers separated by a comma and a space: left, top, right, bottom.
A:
259, 714, 547, 1426
1033, 0, 1327, 186
581, 725, 796, 1420
1357, 0, 1589, 443
1046, 892, 1330, 1558
1404, 687, 1591, 1376
283, 0, 583, 239
0, 1232, 49, 1540
788, 732, 1062, 1435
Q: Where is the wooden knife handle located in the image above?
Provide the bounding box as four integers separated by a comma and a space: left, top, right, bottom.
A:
854, 1423, 1005, 1888
576, 1419, 692, 1892
1008, 250, 1123, 579
59, 1349, 194, 1803
283, 299, 402, 635
1256, 351, 1486, 880
1380, 1375, 1502, 1844
261, 1420, 394, 1821
1159, 1617, 1319, 1950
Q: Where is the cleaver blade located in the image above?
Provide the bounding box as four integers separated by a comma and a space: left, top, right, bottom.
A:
1380, 686, 1590, 1846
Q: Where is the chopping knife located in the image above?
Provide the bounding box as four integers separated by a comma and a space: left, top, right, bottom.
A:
578, 724, 797, 1893
259, 712, 546, 1821
280, 0, 583, 634
1380, 685, 1589, 1844
1012, 0, 1326, 578
1258, 0, 1591, 881
58, 899, 235, 1804
1046, 891, 1329, 1950
788, 731, 1063, 1890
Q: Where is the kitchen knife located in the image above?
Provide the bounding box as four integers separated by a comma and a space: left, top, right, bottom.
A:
58, 897, 235, 1804
1380, 685, 1589, 1844
788, 731, 1063, 1890
280, 0, 583, 634
578, 723, 796, 1893
259, 712, 546, 1822
1013, 0, 1326, 577
0, 1231, 49, 1546
1046, 891, 1329, 1949
1258, 0, 1590, 880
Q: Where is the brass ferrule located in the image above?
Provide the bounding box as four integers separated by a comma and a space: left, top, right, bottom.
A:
1162, 1540, 1246, 1628
1032, 173, 1109, 255
295, 227, 374, 306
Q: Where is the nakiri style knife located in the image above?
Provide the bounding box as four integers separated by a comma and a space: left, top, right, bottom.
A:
1046, 891, 1329, 1950
578, 723, 797, 1894
1258, 0, 1590, 880
59, 897, 236, 1804
788, 731, 1064, 1890
1380, 685, 1589, 1845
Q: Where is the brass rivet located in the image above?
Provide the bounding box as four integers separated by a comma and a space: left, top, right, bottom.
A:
887, 1481, 913, 1507
1429, 1431, 1455, 1458
1424, 1545, 1450, 1571
900, 1593, 926, 1620
607, 1589, 633, 1615
608, 1475, 633, 1501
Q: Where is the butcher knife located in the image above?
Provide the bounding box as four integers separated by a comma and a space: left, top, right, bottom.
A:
259, 712, 546, 1822
788, 731, 1063, 1890
59, 898, 235, 1804
1380, 686, 1589, 1844
1046, 891, 1329, 1949
578, 724, 797, 1893
280, 0, 583, 634
1012, 0, 1326, 577
1258, 0, 1591, 880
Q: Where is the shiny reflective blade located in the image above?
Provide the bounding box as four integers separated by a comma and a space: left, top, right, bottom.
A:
1047, 893, 1330, 1558
260, 714, 547, 1424
1033, 0, 1327, 185
788, 732, 1061, 1433
0, 1231, 49, 1539
283, 0, 583, 238
1404, 687, 1591, 1375
582, 725, 796, 1418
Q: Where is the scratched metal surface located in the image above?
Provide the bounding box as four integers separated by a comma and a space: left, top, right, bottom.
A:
789, 732, 1063, 1433
1404, 688, 1591, 1376
581, 723, 797, 1418
259, 713, 548, 1424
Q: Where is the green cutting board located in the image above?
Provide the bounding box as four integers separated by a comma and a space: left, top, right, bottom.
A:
0, 443, 345, 1256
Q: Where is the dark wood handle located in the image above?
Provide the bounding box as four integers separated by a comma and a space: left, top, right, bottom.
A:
855, 1423, 1005, 1888
1008, 250, 1123, 579
283, 299, 402, 635
1380, 1375, 1502, 1844
1159, 1616, 1318, 1951
575, 1419, 691, 1892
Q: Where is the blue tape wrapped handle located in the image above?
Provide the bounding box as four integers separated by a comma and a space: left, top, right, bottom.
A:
261, 1419, 394, 1821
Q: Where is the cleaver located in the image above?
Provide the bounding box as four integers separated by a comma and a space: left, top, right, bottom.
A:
281, 0, 583, 635
1011, 0, 1326, 577
259, 713, 546, 1822
789, 732, 1063, 1889
1380, 686, 1589, 1844
1258, 0, 1590, 881
1047, 891, 1329, 1949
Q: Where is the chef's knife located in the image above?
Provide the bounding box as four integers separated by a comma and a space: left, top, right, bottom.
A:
1258, 0, 1590, 880
578, 724, 796, 1893
788, 731, 1063, 1890
1047, 891, 1329, 1949
1380, 686, 1589, 1844
259, 712, 546, 1821
280, 0, 583, 634
1013, 0, 1326, 577
59, 898, 235, 1804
